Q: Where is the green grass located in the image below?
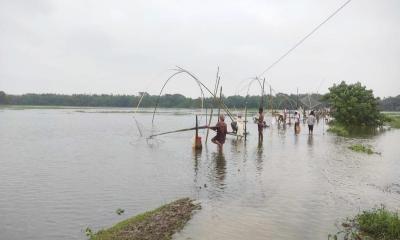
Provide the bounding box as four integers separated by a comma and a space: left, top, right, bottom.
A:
90, 198, 200, 240
91, 209, 155, 240
384, 115, 400, 129
330, 206, 400, 240
357, 206, 400, 239
349, 144, 374, 154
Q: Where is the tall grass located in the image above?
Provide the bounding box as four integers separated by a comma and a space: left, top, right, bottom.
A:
330, 205, 400, 240
356, 206, 400, 239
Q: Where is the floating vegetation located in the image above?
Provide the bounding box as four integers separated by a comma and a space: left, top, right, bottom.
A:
116, 208, 125, 215
91, 198, 200, 240
349, 144, 374, 155
329, 205, 400, 240
85, 227, 94, 238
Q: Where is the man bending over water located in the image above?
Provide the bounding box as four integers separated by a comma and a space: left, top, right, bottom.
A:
209, 114, 227, 149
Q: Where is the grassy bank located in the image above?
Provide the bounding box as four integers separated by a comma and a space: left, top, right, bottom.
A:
384, 114, 400, 129
90, 198, 200, 240
330, 206, 400, 240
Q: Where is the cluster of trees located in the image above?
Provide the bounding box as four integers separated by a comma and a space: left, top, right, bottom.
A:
380, 95, 400, 111
0, 91, 326, 110
0, 89, 398, 112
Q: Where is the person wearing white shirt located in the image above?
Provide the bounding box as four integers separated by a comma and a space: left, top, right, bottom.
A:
307, 110, 316, 135
294, 111, 300, 134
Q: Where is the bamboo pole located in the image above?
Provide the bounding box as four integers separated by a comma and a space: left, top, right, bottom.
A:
148, 126, 208, 138
175, 67, 234, 120
205, 113, 213, 142
133, 92, 146, 137
195, 115, 198, 138
152, 70, 207, 125
205, 109, 214, 143
261, 77, 265, 109
205, 71, 220, 143
217, 86, 222, 120
152, 67, 234, 123
244, 105, 248, 141
270, 85, 273, 114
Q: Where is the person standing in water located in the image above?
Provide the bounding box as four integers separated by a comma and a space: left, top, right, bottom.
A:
236, 113, 245, 139
255, 108, 265, 142
209, 114, 228, 149
307, 110, 316, 135
294, 111, 300, 134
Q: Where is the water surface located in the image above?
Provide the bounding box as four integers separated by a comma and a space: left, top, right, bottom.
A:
0, 108, 399, 239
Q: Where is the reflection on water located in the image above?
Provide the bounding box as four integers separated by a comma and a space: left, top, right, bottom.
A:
307, 134, 314, 146
294, 133, 299, 145
211, 151, 226, 191
192, 148, 202, 177
256, 140, 264, 173
0, 109, 400, 240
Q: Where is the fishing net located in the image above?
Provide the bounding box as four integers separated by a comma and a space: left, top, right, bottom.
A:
299, 95, 322, 109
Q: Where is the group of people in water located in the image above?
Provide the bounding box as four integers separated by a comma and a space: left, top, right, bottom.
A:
208, 108, 330, 150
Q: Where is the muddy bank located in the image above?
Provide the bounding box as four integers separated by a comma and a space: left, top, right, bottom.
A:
91, 198, 200, 240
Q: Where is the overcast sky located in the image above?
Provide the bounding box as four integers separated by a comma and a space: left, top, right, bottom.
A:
0, 0, 399, 97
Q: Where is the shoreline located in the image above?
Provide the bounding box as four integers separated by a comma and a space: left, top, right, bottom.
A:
90, 198, 200, 240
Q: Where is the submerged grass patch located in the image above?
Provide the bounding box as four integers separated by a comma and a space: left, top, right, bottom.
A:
327, 123, 350, 137
330, 205, 400, 240
327, 122, 382, 137
91, 198, 200, 240
349, 144, 374, 154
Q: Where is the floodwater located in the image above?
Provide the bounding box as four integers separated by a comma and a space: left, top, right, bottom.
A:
0, 107, 399, 240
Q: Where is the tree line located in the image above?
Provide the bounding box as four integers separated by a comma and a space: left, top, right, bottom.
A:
0, 90, 399, 111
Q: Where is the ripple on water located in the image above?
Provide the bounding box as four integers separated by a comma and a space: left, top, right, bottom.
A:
0, 109, 399, 240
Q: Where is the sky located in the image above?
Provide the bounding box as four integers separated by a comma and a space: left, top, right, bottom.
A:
0, 0, 399, 97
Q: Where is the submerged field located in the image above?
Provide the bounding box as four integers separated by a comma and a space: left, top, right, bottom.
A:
0, 108, 399, 239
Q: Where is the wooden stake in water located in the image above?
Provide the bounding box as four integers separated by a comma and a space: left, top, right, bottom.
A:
244, 105, 248, 141
194, 115, 202, 149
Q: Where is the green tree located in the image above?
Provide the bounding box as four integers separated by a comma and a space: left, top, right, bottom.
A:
324, 81, 384, 127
